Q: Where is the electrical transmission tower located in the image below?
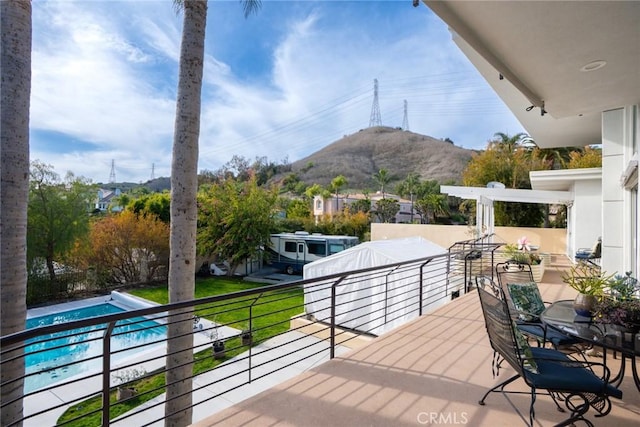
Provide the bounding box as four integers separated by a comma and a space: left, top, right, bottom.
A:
368, 78, 382, 127
402, 99, 409, 131
150, 163, 155, 180
109, 159, 116, 183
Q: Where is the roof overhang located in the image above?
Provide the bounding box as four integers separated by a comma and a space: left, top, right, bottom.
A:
440, 185, 573, 205
530, 168, 602, 192
424, 1, 640, 149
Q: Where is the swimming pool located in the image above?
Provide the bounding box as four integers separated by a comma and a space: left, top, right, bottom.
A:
25, 303, 166, 392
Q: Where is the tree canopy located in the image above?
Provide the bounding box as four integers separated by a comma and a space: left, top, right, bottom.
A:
461, 133, 550, 226
83, 210, 170, 284
197, 175, 277, 274
374, 198, 400, 223
27, 161, 95, 279
372, 168, 392, 198
127, 192, 171, 223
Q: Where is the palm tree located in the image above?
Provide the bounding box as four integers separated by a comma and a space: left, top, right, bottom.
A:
1, 1, 31, 425
416, 194, 449, 224
373, 168, 391, 199
402, 172, 420, 223
167, 2, 260, 425
330, 175, 347, 214
490, 132, 527, 153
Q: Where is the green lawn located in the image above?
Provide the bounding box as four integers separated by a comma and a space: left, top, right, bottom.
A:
130, 276, 304, 342
58, 277, 304, 426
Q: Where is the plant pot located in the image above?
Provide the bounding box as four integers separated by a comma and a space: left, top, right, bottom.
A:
242, 333, 252, 346
573, 293, 598, 317
116, 386, 135, 402
530, 260, 545, 283
212, 341, 225, 360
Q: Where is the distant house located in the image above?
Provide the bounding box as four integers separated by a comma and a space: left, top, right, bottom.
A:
96, 188, 123, 212
313, 193, 422, 224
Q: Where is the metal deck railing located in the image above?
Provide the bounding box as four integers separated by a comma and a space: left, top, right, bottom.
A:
1, 251, 467, 426
447, 235, 503, 291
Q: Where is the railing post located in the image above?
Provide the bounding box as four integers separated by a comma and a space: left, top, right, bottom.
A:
102, 321, 116, 427
330, 282, 336, 360
247, 294, 261, 384
248, 305, 252, 383
383, 266, 401, 324
418, 259, 432, 316
330, 276, 346, 359
419, 264, 424, 316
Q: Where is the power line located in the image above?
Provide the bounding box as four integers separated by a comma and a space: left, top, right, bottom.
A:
112, 71, 513, 179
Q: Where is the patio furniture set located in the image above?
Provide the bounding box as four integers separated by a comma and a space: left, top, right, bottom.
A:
475, 261, 638, 427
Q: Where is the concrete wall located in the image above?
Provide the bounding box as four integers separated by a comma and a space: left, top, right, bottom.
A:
371, 223, 567, 254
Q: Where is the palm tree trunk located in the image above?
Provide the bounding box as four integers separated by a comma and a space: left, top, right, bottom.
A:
1, 1, 31, 425
166, 1, 206, 425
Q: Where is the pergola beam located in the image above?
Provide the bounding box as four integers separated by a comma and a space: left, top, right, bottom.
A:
440, 185, 574, 240
440, 186, 573, 205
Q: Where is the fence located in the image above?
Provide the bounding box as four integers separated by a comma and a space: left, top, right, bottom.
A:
1, 251, 466, 427
26, 266, 169, 306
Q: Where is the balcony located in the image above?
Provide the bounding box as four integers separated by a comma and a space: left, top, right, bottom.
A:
192, 263, 640, 427
2, 252, 638, 426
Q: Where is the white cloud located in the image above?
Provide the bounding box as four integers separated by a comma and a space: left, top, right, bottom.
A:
31, 1, 177, 182
30, 1, 524, 183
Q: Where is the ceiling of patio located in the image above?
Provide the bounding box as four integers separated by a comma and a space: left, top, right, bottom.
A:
425, 1, 640, 149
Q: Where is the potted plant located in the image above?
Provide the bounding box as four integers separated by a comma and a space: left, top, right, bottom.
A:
112, 367, 146, 402
595, 272, 640, 333
561, 262, 612, 316
209, 322, 226, 360
504, 243, 531, 265
502, 238, 545, 281
241, 324, 253, 346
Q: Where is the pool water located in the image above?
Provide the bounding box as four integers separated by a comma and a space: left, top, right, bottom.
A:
25, 303, 166, 392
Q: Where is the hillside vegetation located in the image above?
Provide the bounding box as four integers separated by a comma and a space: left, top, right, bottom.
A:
103, 127, 476, 192
287, 126, 476, 189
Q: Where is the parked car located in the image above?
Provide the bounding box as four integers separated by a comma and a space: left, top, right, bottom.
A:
210, 263, 228, 276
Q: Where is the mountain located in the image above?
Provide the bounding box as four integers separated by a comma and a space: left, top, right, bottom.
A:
96, 177, 171, 193
104, 127, 476, 194
285, 126, 476, 190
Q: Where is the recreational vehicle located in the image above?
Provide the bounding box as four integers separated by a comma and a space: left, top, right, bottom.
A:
268, 232, 359, 275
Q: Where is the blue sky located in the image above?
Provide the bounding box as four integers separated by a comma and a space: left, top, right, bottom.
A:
30, 0, 525, 184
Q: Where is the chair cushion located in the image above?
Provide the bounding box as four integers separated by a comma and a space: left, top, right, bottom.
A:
507, 282, 546, 321
516, 322, 581, 347
512, 320, 538, 373
525, 347, 623, 399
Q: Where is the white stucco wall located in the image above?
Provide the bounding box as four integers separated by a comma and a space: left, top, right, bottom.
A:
602, 106, 639, 276
571, 179, 602, 256
370, 223, 567, 254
